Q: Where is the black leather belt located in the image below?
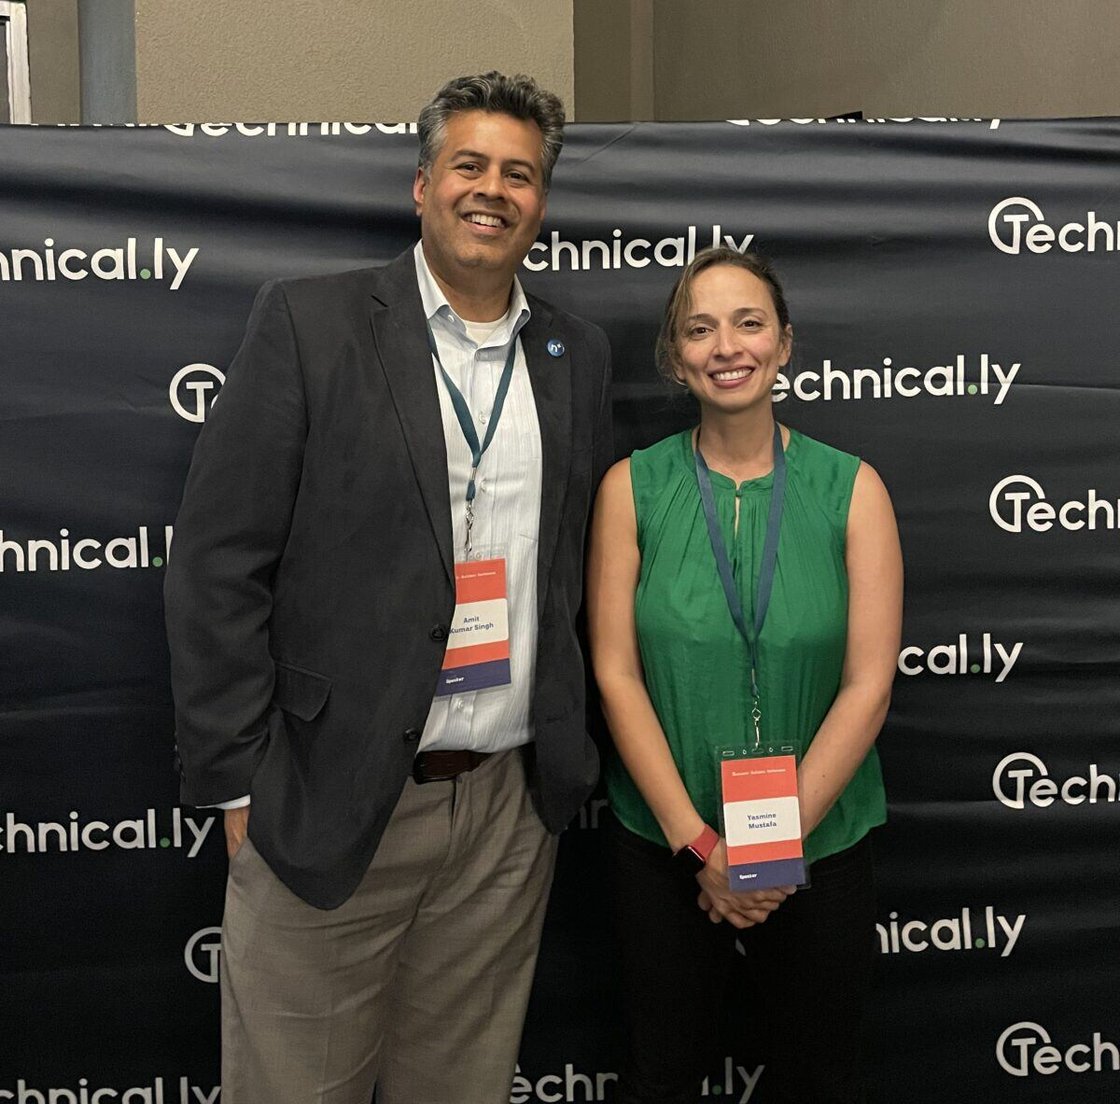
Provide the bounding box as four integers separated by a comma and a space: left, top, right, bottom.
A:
412, 749, 493, 784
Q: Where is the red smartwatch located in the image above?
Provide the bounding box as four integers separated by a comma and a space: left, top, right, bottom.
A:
672, 824, 719, 873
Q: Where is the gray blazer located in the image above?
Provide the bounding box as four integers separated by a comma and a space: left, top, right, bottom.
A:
164, 250, 614, 908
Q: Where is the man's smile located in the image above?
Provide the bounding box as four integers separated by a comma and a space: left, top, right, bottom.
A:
463, 211, 508, 228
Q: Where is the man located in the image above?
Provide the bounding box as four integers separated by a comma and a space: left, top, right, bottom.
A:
165, 72, 613, 1104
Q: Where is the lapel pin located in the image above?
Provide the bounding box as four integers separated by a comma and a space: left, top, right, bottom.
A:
547, 338, 566, 358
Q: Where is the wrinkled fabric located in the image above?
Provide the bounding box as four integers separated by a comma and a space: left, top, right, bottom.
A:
606, 428, 886, 863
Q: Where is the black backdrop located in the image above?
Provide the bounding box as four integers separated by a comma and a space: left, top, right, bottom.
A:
2, 116, 1118, 1103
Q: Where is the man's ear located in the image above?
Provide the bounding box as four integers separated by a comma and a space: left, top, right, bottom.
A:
412, 168, 428, 216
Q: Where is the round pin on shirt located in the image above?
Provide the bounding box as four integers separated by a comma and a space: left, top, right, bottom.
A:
547, 338, 565, 357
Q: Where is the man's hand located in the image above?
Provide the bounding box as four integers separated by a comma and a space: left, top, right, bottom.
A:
695, 839, 794, 928
224, 805, 250, 860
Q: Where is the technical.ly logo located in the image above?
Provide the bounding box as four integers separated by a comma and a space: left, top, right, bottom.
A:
897, 633, 1022, 683
0, 808, 215, 857
698, 1058, 763, 1103
989, 474, 1120, 533
170, 363, 225, 422
0, 237, 199, 290
523, 225, 754, 273
510, 1063, 617, 1103
993, 752, 1120, 810
185, 926, 223, 984
997, 1021, 1120, 1078
729, 117, 1001, 130
989, 196, 1120, 255
878, 907, 1025, 958
0, 1077, 221, 1103
163, 121, 418, 138
0, 526, 173, 573
510, 1058, 762, 1103
773, 353, 1018, 405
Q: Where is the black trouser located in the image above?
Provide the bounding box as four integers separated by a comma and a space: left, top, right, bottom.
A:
603, 812, 877, 1104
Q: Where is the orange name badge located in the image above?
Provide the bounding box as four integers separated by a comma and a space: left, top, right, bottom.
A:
721, 753, 805, 891
434, 557, 511, 696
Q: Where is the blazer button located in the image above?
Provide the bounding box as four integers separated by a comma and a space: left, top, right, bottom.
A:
402, 727, 421, 743
430, 625, 447, 641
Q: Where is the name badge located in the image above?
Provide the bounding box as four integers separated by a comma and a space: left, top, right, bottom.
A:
435, 556, 512, 696
720, 750, 805, 891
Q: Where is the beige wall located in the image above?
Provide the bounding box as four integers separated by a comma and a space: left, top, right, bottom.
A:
29, 0, 1120, 124
134, 0, 574, 123
575, 0, 1120, 121
861, 0, 1120, 118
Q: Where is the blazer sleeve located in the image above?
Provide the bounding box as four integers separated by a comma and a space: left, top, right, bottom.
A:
164, 280, 308, 806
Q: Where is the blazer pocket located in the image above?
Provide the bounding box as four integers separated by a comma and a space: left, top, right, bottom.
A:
272, 661, 332, 722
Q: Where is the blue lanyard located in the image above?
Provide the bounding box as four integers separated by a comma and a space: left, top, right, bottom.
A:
425, 318, 518, 556
693, 423, 787, 745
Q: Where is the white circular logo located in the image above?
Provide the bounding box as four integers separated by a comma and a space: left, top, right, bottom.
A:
996, 1021, 1050, 1077
170, 363, 225, 423
992, 751, 1048, 809
184, 925, 222, 983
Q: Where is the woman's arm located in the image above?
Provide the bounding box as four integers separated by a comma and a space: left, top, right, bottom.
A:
587, 460, 708, 851
797, 461, 904, 838
587, 460, 789, 928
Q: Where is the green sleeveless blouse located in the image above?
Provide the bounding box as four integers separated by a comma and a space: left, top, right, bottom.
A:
605, 428, 886, 864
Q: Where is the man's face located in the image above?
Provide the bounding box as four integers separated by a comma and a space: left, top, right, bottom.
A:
413, 110, 548, 289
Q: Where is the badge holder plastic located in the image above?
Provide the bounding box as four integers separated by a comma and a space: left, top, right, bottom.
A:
435, 544, 513, 698
716, 739, 811, 892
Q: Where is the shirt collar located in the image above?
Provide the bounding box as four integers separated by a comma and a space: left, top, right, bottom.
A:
413, 241, 530, 348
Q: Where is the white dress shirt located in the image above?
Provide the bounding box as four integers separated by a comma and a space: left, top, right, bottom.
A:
413, 242, 542, 753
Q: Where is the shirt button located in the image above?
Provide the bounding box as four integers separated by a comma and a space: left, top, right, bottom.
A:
454, 699, 466, 711
430, 625, 447, 641
479, 479, 488, 492
478, 411, 489, 424
402, 728, 421, 743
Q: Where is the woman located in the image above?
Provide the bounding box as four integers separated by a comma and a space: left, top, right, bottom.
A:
587, 247, 903, 1104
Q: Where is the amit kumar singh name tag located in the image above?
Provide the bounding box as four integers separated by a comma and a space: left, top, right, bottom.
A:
435, 557, 511, 696
721, 754, 805, 891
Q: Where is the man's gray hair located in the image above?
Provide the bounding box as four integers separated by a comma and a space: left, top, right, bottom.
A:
417, 71, 565, 192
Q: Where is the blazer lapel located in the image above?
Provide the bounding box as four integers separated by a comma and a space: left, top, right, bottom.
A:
367, 256, 454, 585
522, 302, 572, 619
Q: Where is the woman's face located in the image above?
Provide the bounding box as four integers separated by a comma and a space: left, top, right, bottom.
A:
672, 264, 791, 414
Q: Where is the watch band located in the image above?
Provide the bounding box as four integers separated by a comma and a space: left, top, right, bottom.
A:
673, 824, 719, 872
684, 824, 720, 863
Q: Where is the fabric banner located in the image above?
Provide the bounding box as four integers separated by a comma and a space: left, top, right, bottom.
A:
1, 116, 1117, 1103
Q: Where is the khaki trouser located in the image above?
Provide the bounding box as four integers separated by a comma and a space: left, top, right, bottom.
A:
220, 749, 557, 1104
